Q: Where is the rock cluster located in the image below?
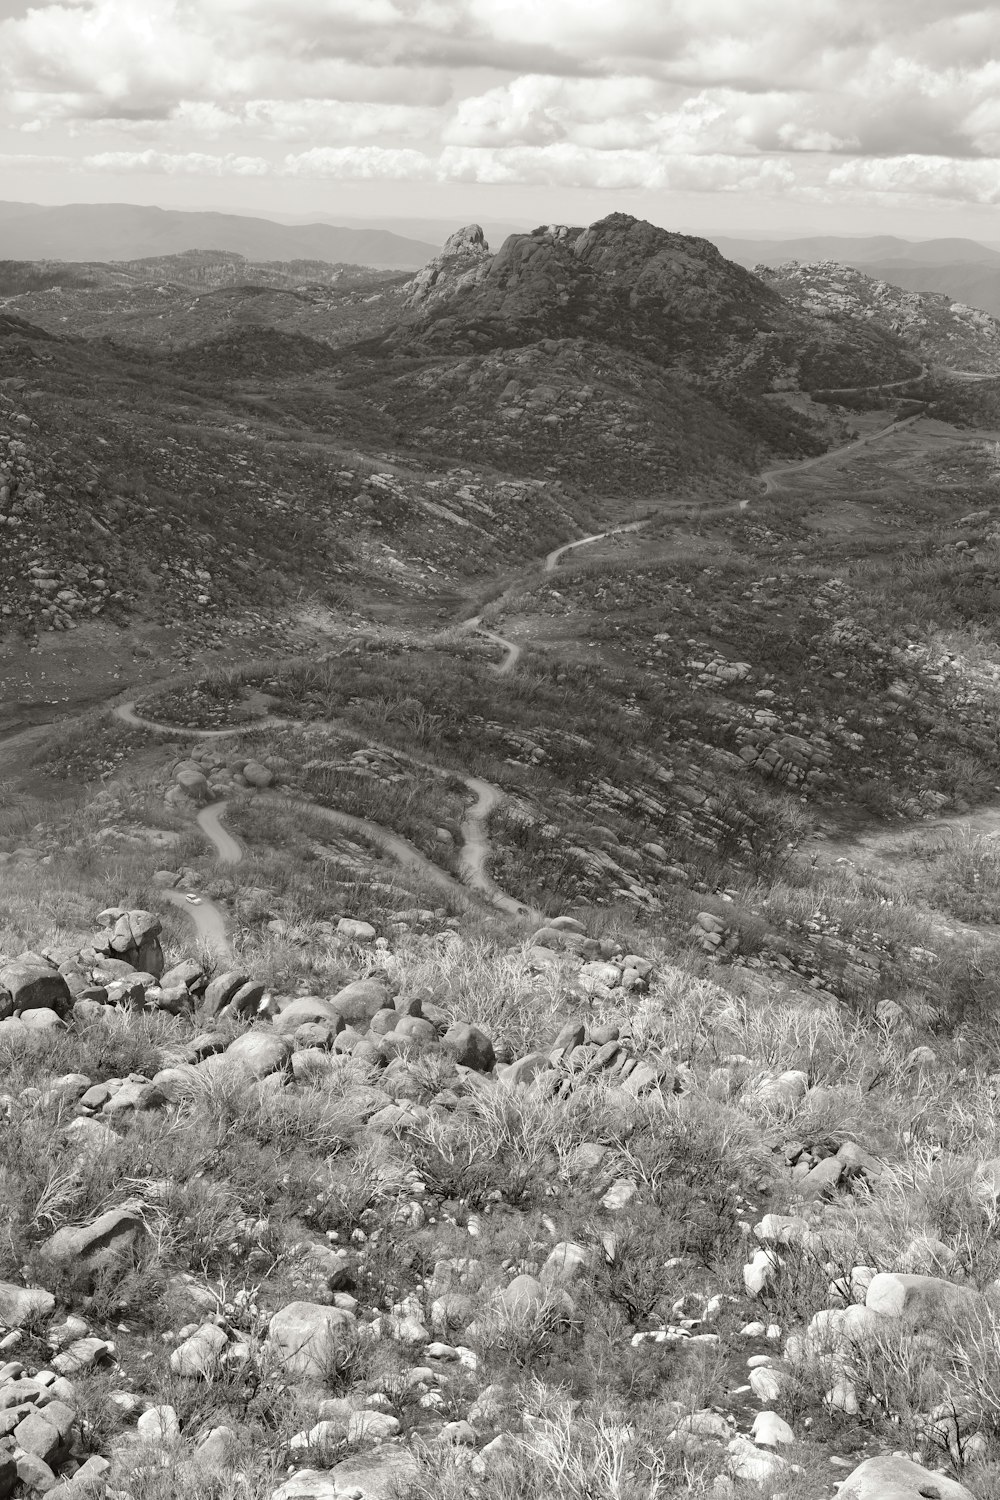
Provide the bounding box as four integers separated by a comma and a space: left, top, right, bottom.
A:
165, 744, 282, 807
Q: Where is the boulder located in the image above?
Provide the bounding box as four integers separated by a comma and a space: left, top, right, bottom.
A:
0, 960, 72, 1017
274, 997, 344, 1035
336, 918, 375, 944
837, 1455, 973, 1500
93, 909, 163, 977
40, 1207, 144, 1277
270, 1443, 418, 1499
219, 1032, 292, 1079
242, 760, 273, 789
201, 970, 249, 1017
226, 980, 267, 1018
0, 1282, 55, 1328
540, 1242, 590, 1288
170, 1322, 229, 1378
442, 1022, 494, 1072
267, 1302, 358, 1382
328, 976, 392, 1027
865, 1272, 982, 1322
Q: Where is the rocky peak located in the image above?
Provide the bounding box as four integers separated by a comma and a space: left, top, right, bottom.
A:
405, 223, 493, 309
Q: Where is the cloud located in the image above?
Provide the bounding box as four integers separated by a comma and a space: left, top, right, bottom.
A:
828, 154, 1000, 204
84, 148, 270, 175
3, 0, 1000, 210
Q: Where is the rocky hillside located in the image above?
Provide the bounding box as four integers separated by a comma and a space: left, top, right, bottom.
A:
759, 260, 1000, 376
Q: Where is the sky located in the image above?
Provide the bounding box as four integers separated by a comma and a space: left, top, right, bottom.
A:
3, 0, 1000, 241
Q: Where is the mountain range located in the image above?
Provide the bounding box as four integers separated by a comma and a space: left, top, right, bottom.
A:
0, 200, 437, 269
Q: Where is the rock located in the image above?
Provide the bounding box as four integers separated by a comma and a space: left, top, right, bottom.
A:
176, 767, 210, 801
728, 1435, 786, 1484
242, 760, 273, 788
41, 1207, 144, 1278
328, 977, 392, 1027
347, 1410, 401, 1442
20, 1007, 66, 1030
273, 997, 344, 1035
267, 1302, 358, 1383
601, 1179, 637, 1212
748, 1367, 783, 1403
52, 1335, 114, 1373
579, 961, 621, 989
193, 1425, 238, 1468
501, 1051, 554, 1088
170, 1322, 228, 1378
836, 1455, 973, 1500
220, 1032, 292, 1078
15, 1453, 57, 1492
13, 1410, 62, 1463
93, 908, 164, 976
798, 1156, 844, 1198
865, 1272, 982, 1321
540, 1242, 590, 1288
0, 960, 72, 1017
137, 1404, 180, 1442
744, 1247, 783, 1296
336, 918, 376, 944
750, 1411, 793, 1447
270, 1443, 418, 1498
226, 980, 267, 1017
498, 1274, 546, 1321
201, 970, 248, 1016
442, 1022, 495, 1072
159, 959, 205, 991
0, 1282, 55, 1328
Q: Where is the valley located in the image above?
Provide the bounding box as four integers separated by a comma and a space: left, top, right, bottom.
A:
4, 217, 1000, 1500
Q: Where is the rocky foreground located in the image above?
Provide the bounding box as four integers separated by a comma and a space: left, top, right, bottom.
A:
0, 895, 996, 1500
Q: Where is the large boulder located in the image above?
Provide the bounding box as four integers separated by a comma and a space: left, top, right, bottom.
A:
267, 1302, 358, 1383
442, 1022, 495, 1072
200, 969, 248, 1017
838, 1455, 973, 1500
270, 1444, 418, 1499
273, 998, 344, 1036
93, 908, 164, 977
0, 1281, 55, 1327
40, 1207, 145, 1280
0, 958, 72, 1018
328, 977, 392, 1028
217, 1032, 291, 1079
865, 1273, 983, 1322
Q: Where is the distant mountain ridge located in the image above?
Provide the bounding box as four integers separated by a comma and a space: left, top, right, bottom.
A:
714, 232, 1000, 318
0, 201, 437, 269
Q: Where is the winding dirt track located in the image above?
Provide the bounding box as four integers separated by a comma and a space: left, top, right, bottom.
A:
112, 701, 541, 924
458, 614, 522, 674
161, 801, 240, 955
757, 413, 922, 498
544, 519, 648, 573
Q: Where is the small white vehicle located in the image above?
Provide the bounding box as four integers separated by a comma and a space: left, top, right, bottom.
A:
184, 893, 202, 905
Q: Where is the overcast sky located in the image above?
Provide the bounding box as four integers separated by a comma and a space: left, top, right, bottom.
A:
2, 0, 1000, 241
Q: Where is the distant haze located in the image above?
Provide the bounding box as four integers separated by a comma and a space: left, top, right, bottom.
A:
0, 202, 437, 269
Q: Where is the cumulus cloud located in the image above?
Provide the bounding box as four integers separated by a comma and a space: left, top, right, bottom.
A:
828, 154, 1000, 204
2, 0, 1000, 210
